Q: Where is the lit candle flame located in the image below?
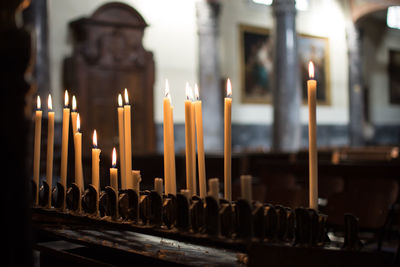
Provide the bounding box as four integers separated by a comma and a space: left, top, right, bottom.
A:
226, 78, 232, 98
165, 79, 170, 98
194, 84, 200, 101
72, 95, 77, 111
124, 88, 129, 105
112, 147, 117, 167
93, 130, 97, 147
118, 94, 123, 107
77, 113, 80, 132
64, 90, 69, 107
185, 82, 194, 101
308, 61, 315, 79
48, 94, 53, 110
37, 95, 41, 110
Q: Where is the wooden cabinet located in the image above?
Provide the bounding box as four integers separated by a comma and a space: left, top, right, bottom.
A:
64, 3, 155, 157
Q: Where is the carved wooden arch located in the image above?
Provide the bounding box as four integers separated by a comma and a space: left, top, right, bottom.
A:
64, 2, 155, 161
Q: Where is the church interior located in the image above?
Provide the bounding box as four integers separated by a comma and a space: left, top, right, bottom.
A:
3, 0, 400, 266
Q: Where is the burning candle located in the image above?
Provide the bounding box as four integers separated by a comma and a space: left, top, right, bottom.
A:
60, 90, 70, 208
240, 175, 252, 204
71, 95, 78, 135
124, 89, 133, 190
194, 84, 206, 199
163, 81, 171, 195
308, 61, 318, 210
184, 83, 195, 196
224, 79, 232, 201
33, 95, 42, 205
117, 94, 126, 189
92, 130, 101, 194
74, 114, 84, 193
110, 147, 118, 192
46, 94, 54, 207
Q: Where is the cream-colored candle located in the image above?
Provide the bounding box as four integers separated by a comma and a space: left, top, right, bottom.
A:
92, 130, 101, 194
117, 94, 126, 189
168, 104, 177, 195
60, 90, 70, 208
154, 178, 163, 196
308, 61, 318, 210
124, 89, 133, 190
163, 82, 171, 195
224, 79, 232, 202
208, 178, 219, 203
240, 175, 252, 204
71, 95, 78, 135
33, 95, 42, 205
46, 94, 55, 207
74, 114, 84, 193
184, 83, 195, 196
132, 170, 141, 192
110, 147, 118, 192
194, 84, 206, 199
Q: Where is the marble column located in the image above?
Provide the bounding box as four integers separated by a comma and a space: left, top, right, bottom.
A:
271, 0, 301, 152
196, 0, 223, 152
346, 22, 365, 146
1, 0, 33, 265
23, 0, 50, 96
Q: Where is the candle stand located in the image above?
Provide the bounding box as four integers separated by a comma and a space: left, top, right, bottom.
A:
32, 182, 390, 266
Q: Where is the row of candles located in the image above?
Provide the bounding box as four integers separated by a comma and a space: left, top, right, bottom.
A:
32, 61, 318, 210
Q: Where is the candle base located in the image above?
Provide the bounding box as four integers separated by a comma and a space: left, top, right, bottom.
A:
82, 184, 99, 216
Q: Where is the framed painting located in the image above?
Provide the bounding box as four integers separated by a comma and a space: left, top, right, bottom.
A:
389, 50, 400, 104
298, 33, 331, 105
239, 24, 273, 104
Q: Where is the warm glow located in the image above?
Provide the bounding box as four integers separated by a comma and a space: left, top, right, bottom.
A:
112, 147, 117, 166
37, 95, 41, 110
72, 95, 77, 111
48, 94, 53, 110
226, 79, 232, 97
64, 90, 69, 107
118, 94, 123, 107
308, 61, 315, 79
77, 113, 81, 131
194, 84, 200, 100
124, 88, 129, 104
93, 130, 98, 147
185, 82, 194, 101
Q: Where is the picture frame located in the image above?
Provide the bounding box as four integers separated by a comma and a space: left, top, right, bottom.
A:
239, 24, 273, 104
298, 33, 331, 105
239, 25, 331, 105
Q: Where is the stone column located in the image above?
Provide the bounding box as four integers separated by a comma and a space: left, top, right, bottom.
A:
271, 0, 301, 152
196, 0, 223, 152
23, 0, 50, 96
346, 22, 365, 146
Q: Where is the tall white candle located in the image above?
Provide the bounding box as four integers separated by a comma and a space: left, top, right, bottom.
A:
194, 84, 206, 199
308, 61, 318, 210
168, 104, 177, 195
124, 89, 133, 190
74, 114, 84, 193
117, 94, 126, 189
184, 83, 195, 196
163, 82, 171, 195
224, 79, 232, 201
46, 94, 54, 208
92, 130, 101, 194
60, 90, 70, 209
33, 95, 42, 205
